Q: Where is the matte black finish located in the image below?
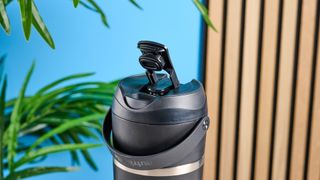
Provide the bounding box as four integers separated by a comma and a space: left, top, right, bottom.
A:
103, 40, 209, 180
103, 112, 208, 169
112, 114, 197, 155
113, 75, 207, 124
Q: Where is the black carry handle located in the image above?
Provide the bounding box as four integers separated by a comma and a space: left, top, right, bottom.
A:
138, 41, 180, 89
102, 109, 210, 170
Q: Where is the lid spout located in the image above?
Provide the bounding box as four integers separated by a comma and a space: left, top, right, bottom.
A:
138, 41, 180, 89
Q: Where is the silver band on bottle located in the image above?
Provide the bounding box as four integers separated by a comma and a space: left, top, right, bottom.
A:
114, 157, 204, 177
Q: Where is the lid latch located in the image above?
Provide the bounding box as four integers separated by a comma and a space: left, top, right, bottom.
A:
137, 41, 180, 95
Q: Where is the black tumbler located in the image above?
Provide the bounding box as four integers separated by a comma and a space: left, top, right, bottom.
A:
103, 41, 210, 180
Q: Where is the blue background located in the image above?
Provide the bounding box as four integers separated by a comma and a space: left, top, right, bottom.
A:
0, 0, 203, 179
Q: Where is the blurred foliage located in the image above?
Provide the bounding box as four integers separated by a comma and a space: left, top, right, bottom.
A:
0, 56, 118, 179
193, 0, 217, 32
0, 0, 216, 49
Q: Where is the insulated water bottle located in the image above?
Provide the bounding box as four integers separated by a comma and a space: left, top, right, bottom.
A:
103, 40, 210, 180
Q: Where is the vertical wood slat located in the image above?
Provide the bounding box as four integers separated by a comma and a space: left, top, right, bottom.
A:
289, 0, 318, 179
219, 0, 243, 179
236, 0, 260, 179
202, 0, 224, 179
307, 20, 320, 180
254, 0, 280, 179
271, 0, 299, 179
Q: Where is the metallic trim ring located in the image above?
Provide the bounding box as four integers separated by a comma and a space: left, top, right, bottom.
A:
114, 157, 204, 177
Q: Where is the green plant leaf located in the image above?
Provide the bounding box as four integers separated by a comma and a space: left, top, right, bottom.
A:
7, 62, 35, 172
36, 72, 95, 95
21, 73, 94, 121
79, 1, 97, 12
192, 0, 217, 32
73, 0, 80, 7
15, 143, 101, 168
49, 136, 60, 145
4, 166, 79, 180
24, 81, 108, 123
36, 118, 102, 132
26, 113, 104, 153
0, 77, 7, 180
76, 126, 100, 139
0, 62, 118, 178
86, 0, 109, 27
0, 55, 5, 76
0, 0, 10, 33
59, 134, 80, 166
7, 80, 114, 121
31, 2, 55, 49
18, 0, 32, 39
110, 79, 120, 86
4, 0, 14, 6
70, 132, 98, 171
129, 0, 142, 10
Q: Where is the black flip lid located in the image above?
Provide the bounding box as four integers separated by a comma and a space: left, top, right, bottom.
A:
111, 41, 207, 125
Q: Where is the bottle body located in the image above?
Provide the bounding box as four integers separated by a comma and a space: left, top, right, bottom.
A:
111, 114, 206, 180
103, 41, 209, 180
112, 114, 197, 156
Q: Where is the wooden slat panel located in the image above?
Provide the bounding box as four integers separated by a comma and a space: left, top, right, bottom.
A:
254, 0, 280, 179
271, 0, 299, 179
204, 0, 320, 180
307, 21, 320, 180
289, 0, 318, 179
236, 0, 261, 179
203, 0, 224, 179
219, 0, 243, 179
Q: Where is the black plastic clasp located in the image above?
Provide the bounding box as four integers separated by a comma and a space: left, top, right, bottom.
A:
137, 41, 180, 92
